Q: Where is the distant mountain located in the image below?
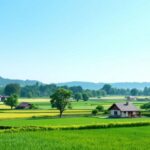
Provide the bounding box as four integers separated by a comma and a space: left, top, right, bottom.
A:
57, 81, 105, 90
1, 76, 150, 90
0, 76, 42, 87
57, 81, 150, 90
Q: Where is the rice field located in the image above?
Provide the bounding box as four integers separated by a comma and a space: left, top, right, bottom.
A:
0, 97, 148, 120
0, 110, 91, 119
0, 126, 150, 150
0, 117, 149, 127
0, 96, 148, 110
0, 97, 150, 150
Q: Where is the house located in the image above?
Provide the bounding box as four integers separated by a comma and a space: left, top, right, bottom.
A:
0, 96, 9, 102
108, 102, 140, 118
16, 102, 32, 109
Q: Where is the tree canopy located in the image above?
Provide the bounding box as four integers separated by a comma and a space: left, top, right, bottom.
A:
74, 93, 83, 102
4, 84, 20, 96
4, 94, 18, 109
50, 88, 72, 117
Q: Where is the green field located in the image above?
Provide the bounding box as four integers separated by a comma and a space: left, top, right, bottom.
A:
0, 126, 150, 150
0, 117, 150, 127
0, 97, 147, 120
0, 97, 147, 110
0, 97, 150, 150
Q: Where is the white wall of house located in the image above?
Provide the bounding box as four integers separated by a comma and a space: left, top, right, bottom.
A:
110, 110, 130, 117
110, 110, 121, 117
121, 111, 128, 117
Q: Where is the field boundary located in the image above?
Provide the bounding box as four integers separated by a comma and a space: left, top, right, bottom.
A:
1, 121, 150, 133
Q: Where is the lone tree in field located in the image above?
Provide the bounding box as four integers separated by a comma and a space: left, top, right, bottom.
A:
4, 94, 18, 110
50, 88, 72, 118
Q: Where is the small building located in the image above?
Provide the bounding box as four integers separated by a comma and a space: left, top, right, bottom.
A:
126, 96, 137, 101
16, 102, 32, 109
108, 102, 140, 118
0, 96, 9, 102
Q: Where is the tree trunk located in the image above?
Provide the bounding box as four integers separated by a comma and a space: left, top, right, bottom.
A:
59, 111, 63, 118
11, 106, 13, 110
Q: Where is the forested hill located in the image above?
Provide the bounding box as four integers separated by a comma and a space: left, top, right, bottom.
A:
1, 77, 150, 90
0, 77, 41, 87
57, 81, 150, 90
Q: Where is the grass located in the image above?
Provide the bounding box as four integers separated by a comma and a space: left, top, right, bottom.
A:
0, 97, 148, 110
0, 109, 91, 119
0, 97, 148, 119
0, 117, 150, 127
0, 97, 150, 150
0, 126, 150, 150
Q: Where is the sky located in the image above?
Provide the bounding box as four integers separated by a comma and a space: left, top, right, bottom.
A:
0, 0, 150, 83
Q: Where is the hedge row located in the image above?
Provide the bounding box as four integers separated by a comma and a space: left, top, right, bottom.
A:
142, 111, 150, 117
1, 121, 150, 133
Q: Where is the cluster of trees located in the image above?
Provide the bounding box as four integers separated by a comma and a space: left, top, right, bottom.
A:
2, 83, 150, 100
101, 84, 150, 96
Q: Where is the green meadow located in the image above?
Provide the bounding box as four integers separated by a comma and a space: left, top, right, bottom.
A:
0, 117, 150, 127
0, 96, 150, 150
0, 126, 150, 150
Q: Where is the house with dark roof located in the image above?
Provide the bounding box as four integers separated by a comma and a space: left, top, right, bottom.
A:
108, 102, 140, 118
16, 102, 32, 109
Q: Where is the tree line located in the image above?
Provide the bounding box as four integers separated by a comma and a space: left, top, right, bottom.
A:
1, 83, 150, 100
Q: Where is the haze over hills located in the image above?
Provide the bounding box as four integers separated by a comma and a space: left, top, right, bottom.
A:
1, 76, 150, 90
57, 81, 150, 90
0, 76, 42, 87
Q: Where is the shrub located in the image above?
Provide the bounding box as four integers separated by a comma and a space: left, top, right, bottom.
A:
92, 109, 98, 116
104, 110, 108, 114
30, 104, 38, 109
141, 102, 150, 110
96, 105, 104, 112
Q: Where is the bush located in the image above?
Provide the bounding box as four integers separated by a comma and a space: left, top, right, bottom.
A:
30, 104, 38, 109
104, 110, 108, 114
92, 109, 98, 116
141, 102, 150, 110
96, 105, 104, 112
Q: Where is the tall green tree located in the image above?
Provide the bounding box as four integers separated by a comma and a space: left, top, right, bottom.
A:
70, 86, 83, 95
74, 93, 83, 102
130, 88, 139, 96
50, 88, 72, 118
4, 84, 20, 96
4, 94, 18, 109
82, 93, 89, 101
102, 84, 112, 95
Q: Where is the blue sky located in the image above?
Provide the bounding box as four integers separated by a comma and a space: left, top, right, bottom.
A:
0, 0, 150, 83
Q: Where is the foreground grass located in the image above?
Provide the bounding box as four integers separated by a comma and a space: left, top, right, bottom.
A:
0, 126, 150, 150
0, 117, 150, 127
